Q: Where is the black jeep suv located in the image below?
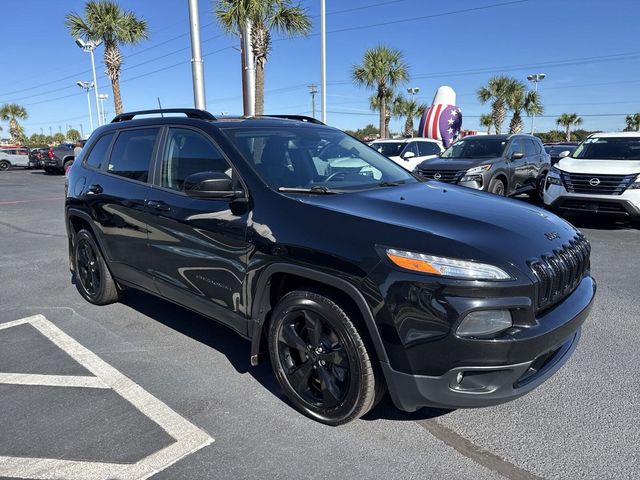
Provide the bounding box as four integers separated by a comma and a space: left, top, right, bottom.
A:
65, 109, 595, 425
415, 134, 550, 197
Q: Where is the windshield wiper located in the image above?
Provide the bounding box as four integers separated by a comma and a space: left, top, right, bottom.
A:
278, 186, 338, 194
378, 181, 406, 187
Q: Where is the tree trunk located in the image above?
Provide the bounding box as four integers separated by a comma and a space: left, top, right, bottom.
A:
255, 62, 265, 116
566, 126, 571, 142
492, 101, 505, 135
404, 116, 413, 137
104, 42, 123, 114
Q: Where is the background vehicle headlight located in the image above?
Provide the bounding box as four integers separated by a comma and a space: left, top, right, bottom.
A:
550, 166, 562, 175
628, 174, 640, 189
546, 175, 562, 186
465, 164, 491, 175
456, 310, 513, 337
385, 249, 511, 280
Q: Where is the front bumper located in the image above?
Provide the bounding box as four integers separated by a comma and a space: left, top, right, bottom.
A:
544, 182, 640, 218
379, 276, 595, 411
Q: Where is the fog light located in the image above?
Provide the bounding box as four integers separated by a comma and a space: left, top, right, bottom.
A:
456, 310, 512, 337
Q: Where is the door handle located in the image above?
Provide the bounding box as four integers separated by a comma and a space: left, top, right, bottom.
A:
146, 200, 171, 212
86, 184, 103, 195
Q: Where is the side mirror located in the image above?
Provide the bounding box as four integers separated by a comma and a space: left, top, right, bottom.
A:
183, 171, 243, 199
510, 151, 524, 160
402, 151, 416, 160
558, 150, 571, 158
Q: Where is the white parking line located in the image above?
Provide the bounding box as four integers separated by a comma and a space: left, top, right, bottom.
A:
0, 314, 214, 480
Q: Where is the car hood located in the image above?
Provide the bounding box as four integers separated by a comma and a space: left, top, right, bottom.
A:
294, 182, 578, 278
416, 157, 500, 170
556, 157, 640, 175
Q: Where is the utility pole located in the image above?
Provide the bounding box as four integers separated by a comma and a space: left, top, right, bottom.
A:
80, 124, 84, 139
320, 0, 326, 124
188, 0, 206, 110
241, 19, 256, 116
308, 84, 318, 118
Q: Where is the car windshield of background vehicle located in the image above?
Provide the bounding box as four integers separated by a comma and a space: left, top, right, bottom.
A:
223, 126, 416, 191
441, 138, 507, 159
545, 146, 575, 156
372, 141, 405, 157
572, 137, 640, 160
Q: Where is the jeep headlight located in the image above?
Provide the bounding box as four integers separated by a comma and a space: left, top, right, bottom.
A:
385, 249, 511, 280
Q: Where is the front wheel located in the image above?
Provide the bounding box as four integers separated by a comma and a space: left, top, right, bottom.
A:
63, 160, 73, 175
268, 290, 380, 425
488, 177, 506, 196
0, 160, 10, 171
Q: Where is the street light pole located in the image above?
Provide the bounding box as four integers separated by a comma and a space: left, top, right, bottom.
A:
308, 84, 318, 118
241, 19, 255, 116
320, 0, 326, 124
98, 93, 109, 124
188, 0, 206, 110
527, 73, 545, 134
407, 87, 420, 137
77, 81, 94, 133
76, 38, 102, 127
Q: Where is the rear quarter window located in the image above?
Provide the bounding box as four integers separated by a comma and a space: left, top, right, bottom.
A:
84, 133, 115, 170
107, 128, 159, 182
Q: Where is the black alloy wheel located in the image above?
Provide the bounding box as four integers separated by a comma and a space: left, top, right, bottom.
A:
73, 229, 121, 305
268, 290, 380, 425
0, 161, 9, 171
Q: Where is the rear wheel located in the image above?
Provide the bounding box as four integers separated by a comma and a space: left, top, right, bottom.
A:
488, 177, 506, 196
73, 229, 121, 305
0, 160, 10, 171
268, 290, 380, 425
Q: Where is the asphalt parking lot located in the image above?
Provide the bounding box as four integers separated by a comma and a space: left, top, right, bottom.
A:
0, 169, 638, 480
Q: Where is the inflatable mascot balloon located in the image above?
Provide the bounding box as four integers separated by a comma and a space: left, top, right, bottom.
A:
417, 86, 462, 148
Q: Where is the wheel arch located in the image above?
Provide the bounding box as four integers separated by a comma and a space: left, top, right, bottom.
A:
249, 263, 389, 367
66, 208, 109, 272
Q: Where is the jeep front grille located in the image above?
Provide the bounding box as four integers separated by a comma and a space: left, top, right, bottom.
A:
561, 172, 635, 195
529, 234, 591, 312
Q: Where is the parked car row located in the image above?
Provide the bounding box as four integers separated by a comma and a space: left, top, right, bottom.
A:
0, 141, 86, 174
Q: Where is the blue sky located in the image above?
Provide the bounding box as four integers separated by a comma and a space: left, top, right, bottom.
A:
1, 0, 639, 138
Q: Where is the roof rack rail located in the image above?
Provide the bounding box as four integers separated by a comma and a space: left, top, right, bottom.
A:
111, 108, 216, 123
260, 115, 325, 125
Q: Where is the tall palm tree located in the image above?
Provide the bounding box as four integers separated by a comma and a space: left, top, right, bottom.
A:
479, 114, 492, 134
625, 112, 640, 131
0, 103, 28, 143
216, 0, 311, 115
353, 45, 409, 138
66, 1, 148, 115
477, 76, 520, 135
556, 113, 583, 142
397, 97, 427, 137
507, 85, 543, 134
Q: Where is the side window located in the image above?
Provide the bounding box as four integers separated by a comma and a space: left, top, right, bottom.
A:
84, 133, 114, 169
524, 139, 537, 155
506, 139, 523, 157
107, 128, 159, 182
418, 142, 441, 156
402, 142, 418, 156
160, 127, 231, 192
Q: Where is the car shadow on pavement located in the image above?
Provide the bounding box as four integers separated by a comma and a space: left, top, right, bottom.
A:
562, 213, 637, 231
363, 396, 454, 422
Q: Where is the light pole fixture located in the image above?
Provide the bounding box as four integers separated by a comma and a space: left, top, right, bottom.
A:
77, 81, 94, 133
75, 37, 102, 126
98, 93, 109, 125
320, 0, 326, 124
527, 73, 545, 134
407, 87, 420, 99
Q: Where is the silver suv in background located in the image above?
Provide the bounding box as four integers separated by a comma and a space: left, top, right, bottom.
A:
543, 132, 640, 224
0, 146, 30, 171
414, 134, 550, 197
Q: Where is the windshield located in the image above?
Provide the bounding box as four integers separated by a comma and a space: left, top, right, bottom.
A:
371, 141, 405, 157
223, 126, 416, 191
545, 145, 576, 156
572, 137, 640, 160
441, 138, 507, 159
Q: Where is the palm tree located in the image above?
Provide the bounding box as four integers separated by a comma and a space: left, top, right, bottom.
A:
66, 128, 81, 142
556, 113, 583, 142
477, 76, 520, 134
216, 0, 311, 115
624, 112, 640, 131
370, 91, 405, 138
0, 103, 28, 143
353, 45, 409, 138
66, 1, 148, 115
479, 114, 492, 134
397, 97, 427, 137
507, 85, 543, 134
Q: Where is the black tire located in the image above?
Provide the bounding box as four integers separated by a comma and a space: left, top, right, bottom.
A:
268, 290, 380, 425
63, 160, 73, 174
0, 160, 10, 171
529, 174, 546, 201
488, 177, 506, 196
73, 229, 121, 305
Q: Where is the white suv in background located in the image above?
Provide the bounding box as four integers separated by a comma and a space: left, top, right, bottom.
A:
0, 146, 30, 171
369, 137, 443, 171
543, 132, 640, 224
